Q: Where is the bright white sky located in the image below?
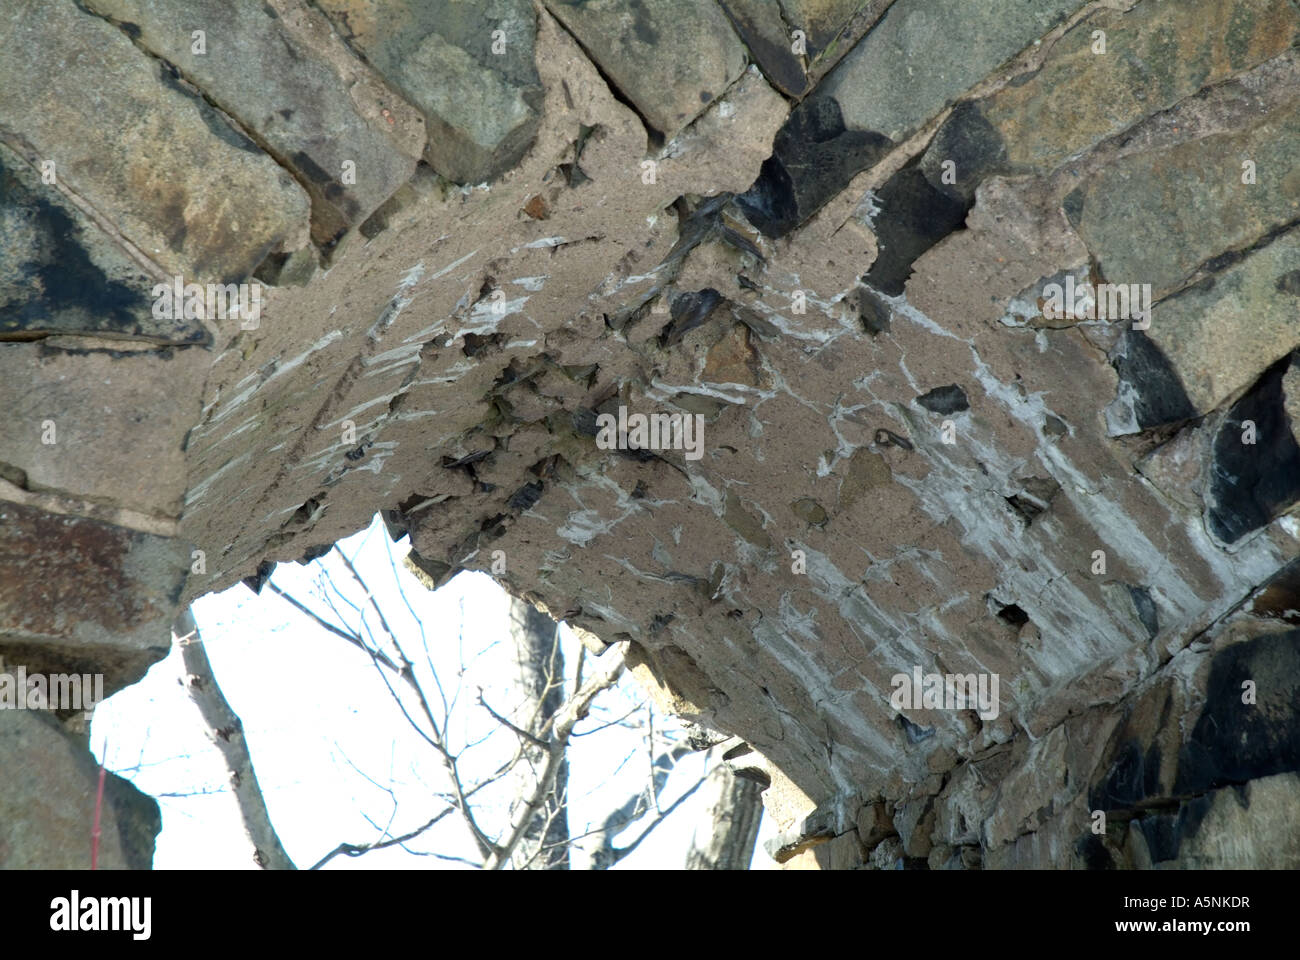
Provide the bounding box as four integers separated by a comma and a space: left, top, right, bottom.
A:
91, 515, 774, 869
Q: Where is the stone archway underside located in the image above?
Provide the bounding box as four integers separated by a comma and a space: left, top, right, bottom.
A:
4, 0, 1300, 868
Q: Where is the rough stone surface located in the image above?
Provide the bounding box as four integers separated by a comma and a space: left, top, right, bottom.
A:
0, 342, 205, 518
819, 0, 1087, 142
85, 0, 423, 246
0, 710, 160, 869
317, 0, 542, 185
0, 143, 204, 344
544, 0, 748, 137
0, 0, 311, 284
1205, 353, 1300, 546
1066, 92, 1300, 298
5, 0, 1300, 869
718, 0, 889, 97
1144, 228, 1300, 418
920, 0, 1300, 200
0, 501, 187, 698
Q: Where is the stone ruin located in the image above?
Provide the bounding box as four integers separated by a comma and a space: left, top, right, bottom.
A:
3, 0, 1300, 869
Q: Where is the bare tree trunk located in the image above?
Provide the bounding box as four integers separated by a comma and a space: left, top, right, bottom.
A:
505, 596, 570, 869
685, 750, 763, 870
173, 608, 296, 870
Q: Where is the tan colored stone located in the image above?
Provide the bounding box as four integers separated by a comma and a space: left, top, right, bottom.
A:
0, 342, 204, 518
0, 0, 310, 283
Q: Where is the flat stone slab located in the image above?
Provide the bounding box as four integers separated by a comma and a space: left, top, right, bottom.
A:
0, 501, 187, 697
85, 0, 420, 246
919, 0, 1300, 200
0, 0, 310, 283
317, 0, 542, 184
818, 0, 1087, 143
545, 0, 747, 138
0, 142, 207, 344
1066, 94, 1300, 298
717, 0, 811, 96
0, 342, 204, 517
1147, 227, 1300, 417
741, 0, 1086, 233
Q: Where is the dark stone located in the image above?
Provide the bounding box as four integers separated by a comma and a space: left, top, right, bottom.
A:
571, 406, 600, 437
995, 603, 1029, 628
0, 145, 205, 344
443, 450, 492, 469
296, 544, 333, 564
918, 100, 1009, 206
104, 770, 163, 870
857, 285, 892, 336
1074, 832, 1114, 870
1276, 268, 1300, 296
734, 304, 779, 340
896, 713, 934, 743
716, 0, 808, 96
242, 560, 276, 594
862, 165, 972, 296
1127, 585, 1159, 639
1111, 329, 1199, 431
1206, 353, 1300, 544
1061, 186, 1085, 228
405, 549, 455, 590
735, 96, 894, 238
461, 332, 502, 357
1004, 478, 1058, 525
1174, 629, 1300, 795
1090, 738, 1165, 811
508, 480, 545, 512
380, 509, 408, 541
660, 288, 725, 347
916, 384, 969, 414
874, 428, 913, 451
1131, 793, 1215, 864
1248, 557, 1300, 624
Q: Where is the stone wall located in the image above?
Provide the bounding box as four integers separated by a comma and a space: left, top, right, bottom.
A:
3, 0, 1300, 868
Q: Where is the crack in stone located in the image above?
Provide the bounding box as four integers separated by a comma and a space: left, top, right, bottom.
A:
77, 0, 333, 257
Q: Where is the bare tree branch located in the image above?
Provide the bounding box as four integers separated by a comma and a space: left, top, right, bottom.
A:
478, 689, 549, 749
265, 580, 398, 672
587, 741, 692, 869
309, 805, 461, 870
485, 641, 627, 870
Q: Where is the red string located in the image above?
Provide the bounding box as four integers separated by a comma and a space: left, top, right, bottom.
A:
91, 743, 107, 870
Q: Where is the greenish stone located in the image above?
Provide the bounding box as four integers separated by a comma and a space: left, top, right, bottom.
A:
791, 497, 829, 525
318, 0, 541, 184
0, 0, 310, 284
86, 0, 419, 246
819, 0, 1087, 143
1067, 97, 1300, 297
545, 0, 747, 137
839, 448, 892, 508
